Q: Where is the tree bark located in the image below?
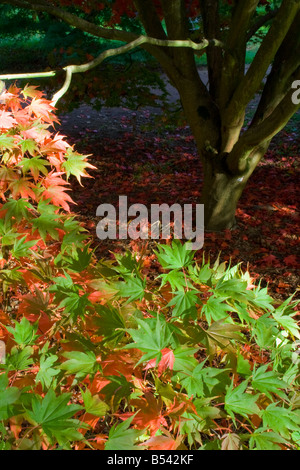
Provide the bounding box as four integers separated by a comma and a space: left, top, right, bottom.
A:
200, 143, 269, 231
201, 167, 246, 231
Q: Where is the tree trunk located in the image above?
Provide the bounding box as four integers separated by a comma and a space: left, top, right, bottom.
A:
201, 164, 247, 231
200, 143, 269, 231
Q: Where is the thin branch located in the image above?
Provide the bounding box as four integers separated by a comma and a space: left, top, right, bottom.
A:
0, 71, 57, 80
246, 8, 279, 42
0, 35, 224, 105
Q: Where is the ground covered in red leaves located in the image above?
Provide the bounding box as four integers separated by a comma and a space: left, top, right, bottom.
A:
57, 106, 300, 302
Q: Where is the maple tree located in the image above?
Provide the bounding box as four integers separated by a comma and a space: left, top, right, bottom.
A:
0, 86, 299, 450
0, 0, 299, 230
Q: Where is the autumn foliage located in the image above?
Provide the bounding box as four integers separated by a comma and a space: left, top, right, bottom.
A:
0, 86, 299, 450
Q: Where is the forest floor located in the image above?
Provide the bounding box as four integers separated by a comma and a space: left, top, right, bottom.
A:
56, 77, 300, 303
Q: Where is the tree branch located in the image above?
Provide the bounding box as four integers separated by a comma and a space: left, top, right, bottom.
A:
219, 0, 259, 110
226, 0, 300, 117
227, 68, 300, 174
0, 35, 224, 105
250, 11, 300, 126
246, 8, 279, 42
133, 0, 167, 40
199, 0, 222, 101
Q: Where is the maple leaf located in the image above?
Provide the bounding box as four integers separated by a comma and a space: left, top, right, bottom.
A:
81, 388, 109, 417
21, 85, 44, 100
0, 110, 17, 129
21, 126, 50, 144
121, 393, 167, 434
41, 172, 74, 211
40, 133, 70, 155
25, 389, 85, 446
283, 255, 299, 268
62, 148, 96, 186
143, 434, 181, 450
18, 156, 50, 181
260, 254, 280, 267
145, 348, 175, 376
0, 134, 15, 152
28, 98, 58, 124
104, 415, 145, 451
8, 178, 36, 200
225, 380, 260, 424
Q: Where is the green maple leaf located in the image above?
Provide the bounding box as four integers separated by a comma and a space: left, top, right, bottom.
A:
155, 240, 195, 270
173, 347, 199, 373
19, 138, 39, 156
200, 319, 243, 357
202, 296, 236, 324
180, 363, 230, 398
26, 389, 85, 446
260, 403, 300, 440
126, 314, 172, 365
249, 430, 288, 450
59, 350, 99, 379
94, 305, 125, 344
113, 250, 141, 276
62, 245, 93, 272
194, 397, 223, 420
11, 236, 39, 260
0, 133, 15, 151
2, 198, 33, 223
116, 274, 146, 303
252, 314, 279, 349
192, 262, 212, 283
6, 317, 39, 346
4, 346, 33, 371
50, 275, 91, 321
81, 389, 109, 417
35, 354, 60, 390
105, 415, 145, 450
50, 273, 80, 298
159, 269, 189, 291
250, 286, 275, 311
62, 148, 94, 185
18, 156, 49, 180
167, 289, 199, 319
273, 302, 300, 339
251, 364, 288, 400
101, 375, 132, 408
58, 292, 91, 322
214, 278, 251, 303
225, 380, 260, 423
32, 214, 63, 240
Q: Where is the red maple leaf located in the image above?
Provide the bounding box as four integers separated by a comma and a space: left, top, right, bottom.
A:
283, 255, 299, 268
42, 172, 74, 211
145, 348, 175, 376
119, 393, 168, 435
0, 110, 17, 129
143, 434, 182, 450
28, 98, 59, 123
